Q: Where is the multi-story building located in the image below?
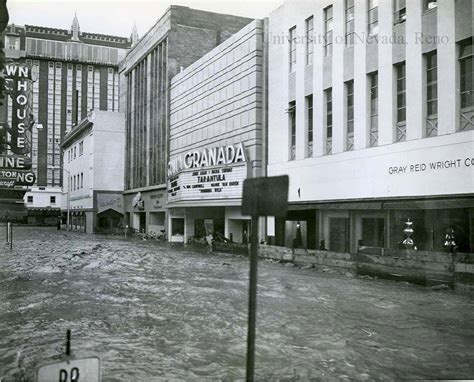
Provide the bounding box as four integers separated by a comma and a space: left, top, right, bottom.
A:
267, 0, 473, 252
120, 5, 253, 233
61, 110, 125, 233
1, 15, 133, 223
167, 19, 267, 243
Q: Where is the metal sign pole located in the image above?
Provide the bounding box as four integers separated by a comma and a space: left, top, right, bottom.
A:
9, 222, 12, 250
246, 215, 259, 381
242, 175, 289, 382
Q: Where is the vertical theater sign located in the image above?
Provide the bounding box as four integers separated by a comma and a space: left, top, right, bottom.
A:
0, 62, 35, 219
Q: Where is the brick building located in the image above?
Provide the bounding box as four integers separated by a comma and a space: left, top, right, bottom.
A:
1, 16, 133, 224
120, 6, 253, 234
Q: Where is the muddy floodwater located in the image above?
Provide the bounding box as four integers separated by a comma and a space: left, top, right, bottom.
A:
1, 226, 473, 381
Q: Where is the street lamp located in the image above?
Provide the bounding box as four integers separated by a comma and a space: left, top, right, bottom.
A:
50, 165, 70, 231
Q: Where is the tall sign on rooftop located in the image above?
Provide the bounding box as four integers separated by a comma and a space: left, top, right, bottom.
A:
0, 0, 36, 220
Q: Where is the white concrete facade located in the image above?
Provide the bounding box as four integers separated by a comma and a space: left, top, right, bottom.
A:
167, 20, 266, 244
267, 0, 473, 252
62, 110, 125, 233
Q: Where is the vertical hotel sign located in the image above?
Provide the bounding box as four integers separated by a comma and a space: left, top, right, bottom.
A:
0, 63, 35, 188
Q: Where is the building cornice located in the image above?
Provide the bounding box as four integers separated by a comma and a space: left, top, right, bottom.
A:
61, 116, 94, 149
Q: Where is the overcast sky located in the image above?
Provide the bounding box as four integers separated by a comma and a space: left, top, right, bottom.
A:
7, 0, 282, 38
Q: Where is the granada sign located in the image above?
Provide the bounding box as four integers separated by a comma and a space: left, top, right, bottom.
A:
168, 143, 246, 176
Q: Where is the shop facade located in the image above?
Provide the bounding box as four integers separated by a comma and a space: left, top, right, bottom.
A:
119, 6, 253, 233
61, 110, 125, 233
167, 20, 267, 244
267, 0, 473, 253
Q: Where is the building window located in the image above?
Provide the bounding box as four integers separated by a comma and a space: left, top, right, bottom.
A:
7, 36, 18, 50
288, 101, 296, 160
73, 175, 76, 191
424, 0, 437, 11
396, 62, 407, 142
394, 0, 406, 25
74, 146, 76, 159
425, 51, 438, 137
289, 26, 297, 72
81, 173, 84, 188
79, 141, 84, 156
325, 88, 333, 155
306, 95, 313, 157
50, 196, 56, 204
369, 71, 379, 147
459, 38, 473, 131
368, 0, 379, 36
27, 195, 33, 203
306, 17, 314, 65
345, 0, 355, 46
324, 5, 333, 57
346, 80, 354, 151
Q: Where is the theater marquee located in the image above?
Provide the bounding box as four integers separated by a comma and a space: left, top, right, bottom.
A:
167, 143, 247, 203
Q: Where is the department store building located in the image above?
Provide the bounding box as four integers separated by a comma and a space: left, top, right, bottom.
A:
266, 0, 473, 253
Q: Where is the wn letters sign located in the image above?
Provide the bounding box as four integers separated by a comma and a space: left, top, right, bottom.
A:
241, 175, 289, 217
36, 357, 100, 382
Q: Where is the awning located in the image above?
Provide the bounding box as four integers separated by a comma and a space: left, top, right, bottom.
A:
166, 198, 242, 209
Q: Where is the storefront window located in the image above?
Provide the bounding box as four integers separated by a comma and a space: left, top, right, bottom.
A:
362, 218, 385, 247
329, 217, 350, 253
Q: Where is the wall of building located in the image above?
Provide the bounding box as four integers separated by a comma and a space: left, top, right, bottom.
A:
268, 0, 472, 179
62, 110, 125, 232
24, 187, 62, 208
167, 19, 266, 243
120, 6, 253, 191
170, 19, 265, 177
63, 123, 93, 211
92, 111, 125, 191
266, 0, 473, 252
2, 21, 129, 192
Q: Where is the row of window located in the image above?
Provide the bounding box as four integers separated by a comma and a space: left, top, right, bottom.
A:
290, 0, 439, 69
26, 37, 125, 65
288, 38, 472, 159
70, 173, 84, 191
67, 141, 84, 162
26, 195, 56, 204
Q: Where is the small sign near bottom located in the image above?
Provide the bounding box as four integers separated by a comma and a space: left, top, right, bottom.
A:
36, 357, 100, 382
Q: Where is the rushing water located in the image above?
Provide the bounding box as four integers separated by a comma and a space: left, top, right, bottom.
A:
1, 226, 473, 381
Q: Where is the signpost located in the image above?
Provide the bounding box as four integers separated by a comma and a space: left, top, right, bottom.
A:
36, 357, 100, 382
241, 175, 289, 381
36, 330, 101, 382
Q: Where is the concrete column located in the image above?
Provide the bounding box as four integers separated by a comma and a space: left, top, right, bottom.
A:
406, 0, 424, 140
354, 0, 369, 149
145, 54, 153, 186
267, 9, 289, 165
378, 0, 395, 145
129, 70, 135, 187
295, 18, 306, 160
437, 0, 457, 135
146, 55, 152, 186
313, 2, 324, 157
332, 0, 345, 153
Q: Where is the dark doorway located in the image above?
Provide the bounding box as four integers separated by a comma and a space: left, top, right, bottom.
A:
329, 217, 350, 252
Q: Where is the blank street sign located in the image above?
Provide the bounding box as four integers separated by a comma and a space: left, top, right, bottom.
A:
36, 357, 100, 382
241, 175, 289, 217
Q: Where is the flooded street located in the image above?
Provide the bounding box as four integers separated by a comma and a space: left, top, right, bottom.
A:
1, 226, 473, 381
